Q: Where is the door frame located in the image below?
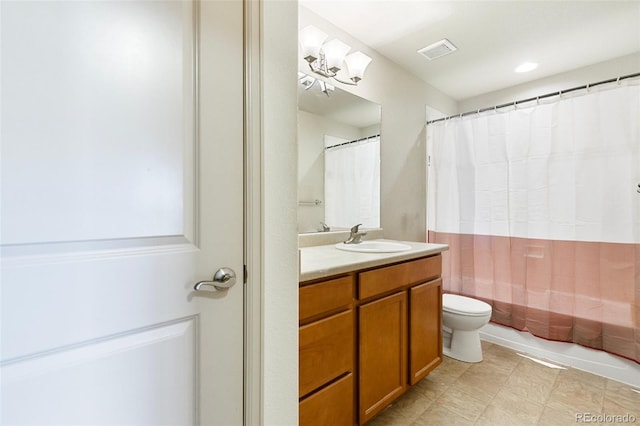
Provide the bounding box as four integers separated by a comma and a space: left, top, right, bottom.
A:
243, 0, 300, 423
244, 0, 263, 424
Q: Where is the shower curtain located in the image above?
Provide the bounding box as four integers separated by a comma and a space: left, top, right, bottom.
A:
325, 135, 380, 229
427, 80, 640, 363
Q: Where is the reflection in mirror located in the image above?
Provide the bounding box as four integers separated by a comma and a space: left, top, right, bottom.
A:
297, 75, 381, 233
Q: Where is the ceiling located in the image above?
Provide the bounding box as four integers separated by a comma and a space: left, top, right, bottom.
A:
299, 0, 640, 101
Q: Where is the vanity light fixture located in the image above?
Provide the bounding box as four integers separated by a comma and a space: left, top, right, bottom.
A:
298, 72, 335, 96
299, 25, 372, 86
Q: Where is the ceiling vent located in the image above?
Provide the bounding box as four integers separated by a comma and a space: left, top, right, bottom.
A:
417, 39, 457, 60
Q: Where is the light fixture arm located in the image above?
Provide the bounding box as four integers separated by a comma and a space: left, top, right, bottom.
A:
332, 75, 360, 86
305, 51, 357, 86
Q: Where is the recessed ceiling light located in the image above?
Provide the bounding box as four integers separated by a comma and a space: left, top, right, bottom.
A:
515, 62, 538, 73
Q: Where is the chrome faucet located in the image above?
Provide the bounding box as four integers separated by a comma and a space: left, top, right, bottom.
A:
344, 224, 367, 244
319, 222, 330, 232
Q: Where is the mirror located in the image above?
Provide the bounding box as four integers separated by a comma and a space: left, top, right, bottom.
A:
297, 77, 381, 233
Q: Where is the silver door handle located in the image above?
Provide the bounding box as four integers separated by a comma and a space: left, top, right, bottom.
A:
194, 267, 237, 292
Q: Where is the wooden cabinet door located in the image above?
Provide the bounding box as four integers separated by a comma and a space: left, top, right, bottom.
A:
358, 291, 407, 424
409, 278, 442, 385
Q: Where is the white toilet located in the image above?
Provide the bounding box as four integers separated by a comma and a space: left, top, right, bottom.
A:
442, 294, 492, 363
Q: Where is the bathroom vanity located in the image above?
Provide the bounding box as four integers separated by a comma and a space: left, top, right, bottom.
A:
299, 239, 448, 425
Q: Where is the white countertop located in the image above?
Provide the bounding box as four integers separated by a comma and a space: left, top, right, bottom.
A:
299, 239, 449, 282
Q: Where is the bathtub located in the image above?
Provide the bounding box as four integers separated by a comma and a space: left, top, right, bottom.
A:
480, 322, 640, 388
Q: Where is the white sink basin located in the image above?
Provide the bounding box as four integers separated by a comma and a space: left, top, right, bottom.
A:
335, 240, 412, 253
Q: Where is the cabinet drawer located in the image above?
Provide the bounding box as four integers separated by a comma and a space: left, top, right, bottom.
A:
300, 276, 353, 323
407, 255, 441, 285
299, 373, 354, 426
359, 255, 441, 300
359, 263, 408, 300
299, 309, 354, 398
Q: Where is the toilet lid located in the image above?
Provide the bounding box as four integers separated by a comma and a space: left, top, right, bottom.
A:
443, 294, 492, 316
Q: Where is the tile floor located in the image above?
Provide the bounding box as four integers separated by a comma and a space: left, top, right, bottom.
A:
368, 341, 640, 425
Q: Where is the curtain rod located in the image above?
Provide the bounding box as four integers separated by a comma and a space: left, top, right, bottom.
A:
325, 134, 380, 150
426, 72, 640, 125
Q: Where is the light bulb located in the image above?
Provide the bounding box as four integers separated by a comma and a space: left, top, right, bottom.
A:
299, 26, 328, 63
344, 51, 372, 83
322, 39, 351, 73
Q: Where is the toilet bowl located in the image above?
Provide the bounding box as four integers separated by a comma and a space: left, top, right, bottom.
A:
442, 294, 492, 363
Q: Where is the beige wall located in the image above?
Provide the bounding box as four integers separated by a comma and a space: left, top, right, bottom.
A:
299, 6, 457, 242
262, 0, 299, 424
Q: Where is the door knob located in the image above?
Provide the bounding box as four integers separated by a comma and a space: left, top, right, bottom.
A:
194, 267, 237, 292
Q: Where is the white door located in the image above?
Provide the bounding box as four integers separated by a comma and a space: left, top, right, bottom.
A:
0, 1, 245, 424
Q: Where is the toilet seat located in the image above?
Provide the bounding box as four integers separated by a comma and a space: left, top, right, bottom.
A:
443, 294, 491, 316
